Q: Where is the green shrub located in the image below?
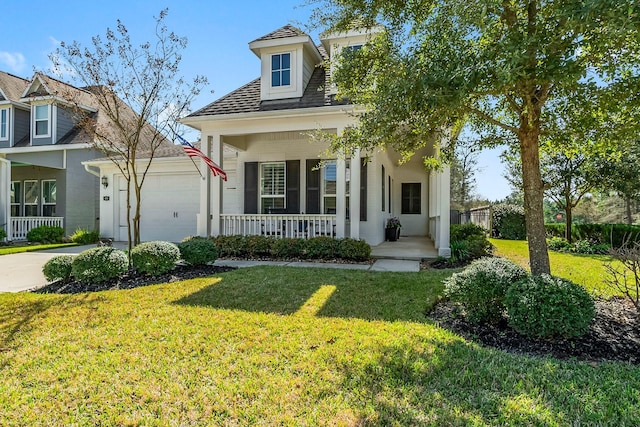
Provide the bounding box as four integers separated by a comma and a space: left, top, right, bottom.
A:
444, 257, 529, 323
0, 227, 6, 241
131, 241, 180, 276
179, 236, 218, 266
306, 236, 339, 259
451, 223, 486, 242
492, 204, 526, 240
212, 235, 247, 257
545, 223, 640, 248
245, 235, 274, 257
42, 255, 74, 282
271, 238, 306, 259
337, 238, 371, 261
26, 225, 65, 243
573, 239, 610, 255
69, 228, 100, 245
449, 240, 470, 263
71, 247, 128, 283
505, 274, 595, 338
547, 236, 572, 252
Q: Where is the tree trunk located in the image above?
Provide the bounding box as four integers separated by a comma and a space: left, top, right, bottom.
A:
520, 130, 551, 275
565, 192, 573, 243
626, 197, 633, 225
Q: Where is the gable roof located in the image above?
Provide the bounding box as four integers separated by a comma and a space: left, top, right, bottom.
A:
250, 24, 306, 43
0, 71, 29, 103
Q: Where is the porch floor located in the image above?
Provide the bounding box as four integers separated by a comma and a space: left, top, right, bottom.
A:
371, 236, 438, 261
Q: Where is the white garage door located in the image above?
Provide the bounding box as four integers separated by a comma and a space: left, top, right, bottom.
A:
118, 173, 200, 242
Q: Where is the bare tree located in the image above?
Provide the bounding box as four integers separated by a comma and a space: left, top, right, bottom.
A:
51, 9, 207, 254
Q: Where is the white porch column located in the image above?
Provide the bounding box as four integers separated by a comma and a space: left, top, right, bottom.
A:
438, 166, 451, 257
210, 133, 223, 236
349, 149, 361, 239
0, 158, 10, 241
197, 134, 212, 237
336, 156, 346, 238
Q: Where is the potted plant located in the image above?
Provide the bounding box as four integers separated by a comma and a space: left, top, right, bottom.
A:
385, 217, 402, 241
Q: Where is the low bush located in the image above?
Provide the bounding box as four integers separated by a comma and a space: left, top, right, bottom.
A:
492, 204, 526, 240
451, 223, 486, 242
212, 235, 247, 258
179, 236, 218, 266
26, 225, 64, 243
444, 257, 529, 323
306, 236, 339, 259
42, 255, 74, 282
0, 227, 6, 241
245, 235, 274, 257
505, 274, 595, 338
271, 238, 306, 259
545, 223, 640, 248
547, 236, 610, 254
131, 241, 180, 276
449, 224, 492, 263
547, 236, 573, 252
71, 247, 128, 283
69, 228, 100, 245
337, 238, 371, 261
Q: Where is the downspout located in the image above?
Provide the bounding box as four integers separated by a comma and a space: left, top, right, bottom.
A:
83, 163, 101, 177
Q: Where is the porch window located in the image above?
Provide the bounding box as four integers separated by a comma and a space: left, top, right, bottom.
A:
260, 162, 286, 213
402, 183, 421, 214
42, 180, 57, 217
34, 105, 50, 137
271, 53, 291, 87
322, 160, 337, 214
0, 108, 8, 140
24, 180, 39, 216
10, 181, 21, 216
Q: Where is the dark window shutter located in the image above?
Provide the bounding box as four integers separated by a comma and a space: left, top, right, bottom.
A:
286, 160, 300, 214
306, 159, 320, 214
360, 160, 367, 221
381, 165, 385, 211
244, 162, 258, 214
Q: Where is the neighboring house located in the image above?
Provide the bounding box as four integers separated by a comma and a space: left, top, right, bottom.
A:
179, 25, 451, 254
0, 71, 105, 240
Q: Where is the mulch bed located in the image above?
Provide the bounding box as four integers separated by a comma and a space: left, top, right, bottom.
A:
428, 297, 640, 364
33, 264, 236, 294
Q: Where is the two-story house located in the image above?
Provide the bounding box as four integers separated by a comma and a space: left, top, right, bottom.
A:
179, 25, 451, 254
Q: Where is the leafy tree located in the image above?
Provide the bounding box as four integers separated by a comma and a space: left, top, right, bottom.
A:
312, 0, 640, 275
51, 9, 206, 253
595, 142, 640, 224
450, 138, 481, 211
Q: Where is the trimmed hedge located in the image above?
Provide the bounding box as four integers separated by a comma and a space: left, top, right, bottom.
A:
492, 204, 526, 240
26, 225, 65, 243
179, 236, 218, 266
337, 238, 371, 261
42, 255, 74, 282
505, 274, 595, 338
131, 241, 180, 276
546, 223, 640, 248
69, 228, 100, 245
71, 247, 128, 283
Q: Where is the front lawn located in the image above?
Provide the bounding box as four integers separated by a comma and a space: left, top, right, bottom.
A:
0, 242, 77, 256
1, 266, 638, 425
491, 238, 621, 298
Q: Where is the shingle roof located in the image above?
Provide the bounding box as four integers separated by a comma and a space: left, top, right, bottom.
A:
0, 71, 29, 102
250, 24, 306, 43
188, 65, 348, 118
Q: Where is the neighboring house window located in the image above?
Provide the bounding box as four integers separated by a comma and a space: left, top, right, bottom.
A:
402, 183, 421, 214
342, 44, 362, 58
323, 161, 337, 214
261, 162, 286, 213
0, 108, 8, 140
24, 180, 39, 216
271, 53, 291, 87
42, 180, 57, 217
10, 181, 21, 216
34, 104, 50, 137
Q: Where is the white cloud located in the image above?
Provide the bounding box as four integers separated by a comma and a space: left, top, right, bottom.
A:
0, 52, 26, 73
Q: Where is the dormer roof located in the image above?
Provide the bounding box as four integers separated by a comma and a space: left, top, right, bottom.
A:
250, 24, 306, 43
249, 24, 323, 64
0, 71, 29, 104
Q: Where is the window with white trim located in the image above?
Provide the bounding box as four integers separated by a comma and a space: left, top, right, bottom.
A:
10, 181, 21, 216
322, 160, 337, 214
260, 162, 286, 213
271, 53, 291, 87
24, 180, 39, 216
0, 108, 8, 141
34, 104, 50, 137
42, 180, 57, 217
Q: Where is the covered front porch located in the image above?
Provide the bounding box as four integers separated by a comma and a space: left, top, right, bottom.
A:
371, 236, 439, 260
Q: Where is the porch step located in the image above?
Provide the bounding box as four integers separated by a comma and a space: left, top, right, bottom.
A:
371, 254, 428, 262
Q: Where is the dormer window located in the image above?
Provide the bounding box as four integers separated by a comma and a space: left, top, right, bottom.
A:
34, 104, 50, 138
0, 108, 7, 141
271, 53, 291, 87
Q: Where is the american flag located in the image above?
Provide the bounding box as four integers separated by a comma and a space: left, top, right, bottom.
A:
176, 134, 227, 181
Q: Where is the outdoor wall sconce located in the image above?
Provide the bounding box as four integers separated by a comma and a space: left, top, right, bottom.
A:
101, 175, 109, 189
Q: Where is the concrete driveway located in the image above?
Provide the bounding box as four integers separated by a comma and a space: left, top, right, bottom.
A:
0, 245, 96, 293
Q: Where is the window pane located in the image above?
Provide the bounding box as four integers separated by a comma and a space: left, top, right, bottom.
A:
323, 161, 337, 195
324, 197, 336, 214
261, 163, 285, 196
35, 105, 48, 120
271, 54, 280, 71
24, 181, 39, 204
11, 182, 21, 203
1, 110, 6, 138
281, 53, 290, 69
36, 120, 48, 136
11, 205, 21, 217
281, 70, 290, 86
24, 205, 38, 216
402, 183, 421, 214
43, 181, 57, 203
43, 205, 56, 217
272, 71, 280, 87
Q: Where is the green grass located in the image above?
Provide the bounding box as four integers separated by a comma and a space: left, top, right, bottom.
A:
1, 266, 638, 425
0, 243, 77, 256
490, 238, 622, 297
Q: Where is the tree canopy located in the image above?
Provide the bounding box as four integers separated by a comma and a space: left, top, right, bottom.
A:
313, 0, 640, 274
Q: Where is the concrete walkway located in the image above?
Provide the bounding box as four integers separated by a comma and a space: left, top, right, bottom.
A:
0, 246, 421, 293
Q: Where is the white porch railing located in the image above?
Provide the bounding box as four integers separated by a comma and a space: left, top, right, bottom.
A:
10, 217, 64, 241
220, 214, 336, 239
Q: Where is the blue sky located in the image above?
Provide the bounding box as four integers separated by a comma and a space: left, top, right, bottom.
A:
0, 0, 510, 200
